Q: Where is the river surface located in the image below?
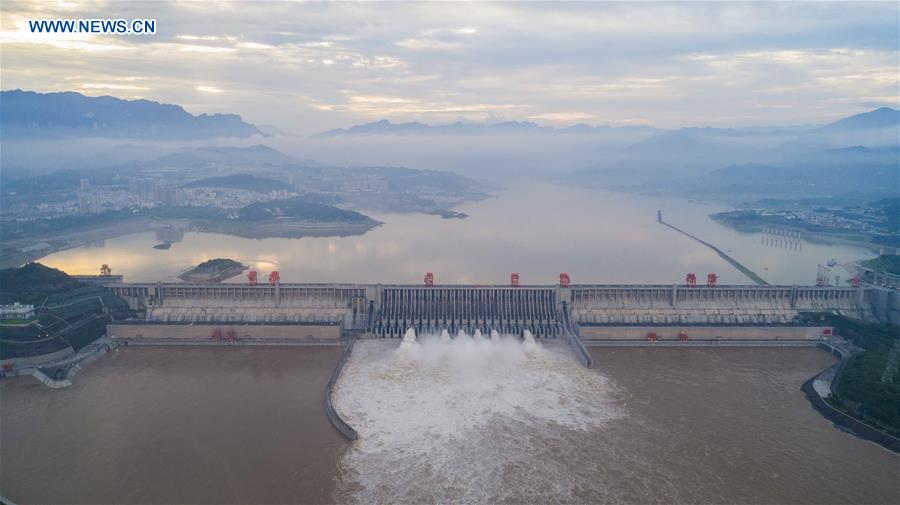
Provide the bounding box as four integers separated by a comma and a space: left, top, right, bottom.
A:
38, 183, 874, 285
2, 345, 897, 504
0, 347, 346, 504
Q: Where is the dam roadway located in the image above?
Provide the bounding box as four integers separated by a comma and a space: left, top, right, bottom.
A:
101, 281, 894, 344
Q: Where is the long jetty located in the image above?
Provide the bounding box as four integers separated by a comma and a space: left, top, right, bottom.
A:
658, 216, 769, 285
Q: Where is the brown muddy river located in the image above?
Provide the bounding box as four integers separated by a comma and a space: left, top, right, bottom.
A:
2, 344, 897, 504
1, 347, 346, 504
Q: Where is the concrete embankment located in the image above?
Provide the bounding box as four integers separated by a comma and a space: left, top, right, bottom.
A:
107, 322, 341, 343
325, 337, 359, 441
585, 340, 821, 348
561, 303, 592, 367
2, 340, 117, 388
660, 218, 768, 285
579, 325, 829, 341
802, 342, 900, 453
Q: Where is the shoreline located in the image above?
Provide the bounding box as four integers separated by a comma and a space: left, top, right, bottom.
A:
801, 342, 900, 453
710, 216, 897, 255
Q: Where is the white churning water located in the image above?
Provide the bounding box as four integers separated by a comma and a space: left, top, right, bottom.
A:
332, 329, 623, 503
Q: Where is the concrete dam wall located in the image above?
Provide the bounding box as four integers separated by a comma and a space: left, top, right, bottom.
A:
569, 285, 873, 325
103, 282, 888, 337
375, 286, 561, 337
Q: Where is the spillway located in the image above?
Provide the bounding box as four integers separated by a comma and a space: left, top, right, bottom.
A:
102, 281, 891, 337
331, 334, 621, 503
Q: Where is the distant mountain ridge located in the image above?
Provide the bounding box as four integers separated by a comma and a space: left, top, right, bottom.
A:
318, 107, 899, 138
0, 89, 262, 139
316, 119, 658, 137
817, 107, 900, 133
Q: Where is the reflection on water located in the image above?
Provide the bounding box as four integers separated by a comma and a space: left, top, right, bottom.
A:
156, 226, 185, 243
39, 183, 875, 285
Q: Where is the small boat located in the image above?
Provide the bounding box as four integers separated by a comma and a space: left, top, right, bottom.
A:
153, 242, 172, 250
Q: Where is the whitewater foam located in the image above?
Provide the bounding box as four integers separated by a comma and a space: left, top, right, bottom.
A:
332, 332, 623, 503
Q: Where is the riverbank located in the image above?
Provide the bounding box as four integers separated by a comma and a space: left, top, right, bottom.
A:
195, 218, 382, 239
802, 364, 900, 453
1, 216, 156, 269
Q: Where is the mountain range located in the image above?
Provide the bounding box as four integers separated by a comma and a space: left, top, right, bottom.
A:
317, 107, 899, 138
0, 89, 261, 139
316, 119, 659, 137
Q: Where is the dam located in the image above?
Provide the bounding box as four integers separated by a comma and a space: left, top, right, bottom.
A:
102, 280, 894, 342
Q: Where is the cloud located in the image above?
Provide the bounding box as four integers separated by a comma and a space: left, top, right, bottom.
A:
196, 85, 224, 94
0, 1, 896, 133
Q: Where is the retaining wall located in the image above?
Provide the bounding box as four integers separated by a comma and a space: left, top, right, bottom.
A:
325, 337, 359, 441
107, 323, 340, 342
579, 325, 830, 341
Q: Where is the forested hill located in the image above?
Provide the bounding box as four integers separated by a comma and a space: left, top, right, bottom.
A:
184, 174, 295, 193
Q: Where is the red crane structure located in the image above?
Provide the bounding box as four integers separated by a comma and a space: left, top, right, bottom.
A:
679, 330, 689, 342
226, 329, 237, 342
424, 272, 434, 286
647, 332, 658, 343
211, 328, 222, 342
511, 273, 520, 287
816, 264, 831, 287
707, 273, 718, 288
686, 273, 697, 287
559, 272, 571, 288
268, 271, 280, 285
248, 271, 258, 284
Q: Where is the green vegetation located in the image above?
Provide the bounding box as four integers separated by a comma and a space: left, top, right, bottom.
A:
0, 263, 131, 359
238, 197, 373, 222
818, 314, 900, 436
179, 258, 246, 283
184, 174, 295, 193
860, 255, 900, 276
0, 262, 83, 304
0, 209, 139, 242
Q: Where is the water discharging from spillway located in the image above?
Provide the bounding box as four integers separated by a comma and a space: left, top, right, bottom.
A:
332, 329, 623, 504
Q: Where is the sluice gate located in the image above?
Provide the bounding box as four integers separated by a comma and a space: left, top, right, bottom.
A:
373, 286, 562, 338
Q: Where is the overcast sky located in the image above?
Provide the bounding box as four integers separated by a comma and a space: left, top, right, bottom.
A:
1, 1, 898, 134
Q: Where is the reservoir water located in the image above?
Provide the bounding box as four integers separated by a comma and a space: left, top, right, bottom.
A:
3, 345, 896, 504
9, 183, 895, 504
38, 183, 875, 286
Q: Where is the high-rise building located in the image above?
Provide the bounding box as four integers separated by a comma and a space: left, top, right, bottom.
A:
153, 184, 183, 207
79, 192, 101, 214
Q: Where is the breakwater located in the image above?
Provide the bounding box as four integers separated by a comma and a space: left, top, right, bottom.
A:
658, 217, 769, 285
325, 337, 360, 441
